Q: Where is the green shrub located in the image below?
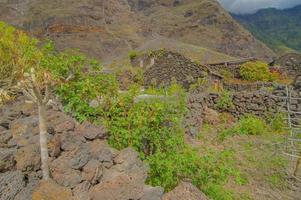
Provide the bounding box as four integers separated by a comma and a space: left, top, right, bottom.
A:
216, 90, 234, 110
220, 69, 234, 80
128, 50, 138, 60
266, 112, 287, 133
0, 21, 41, 84
240, 61, 277, 82
220, 115, 268, 140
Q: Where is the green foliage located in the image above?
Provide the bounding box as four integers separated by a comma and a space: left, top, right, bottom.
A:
56, 73, 119, 122
220, 115, 268, 140
266, 112, 287, 133
128, 50, 138, 60
216, 90, 234, 110
0, 21, 41, 84
204, 184, 236, 200
240, 61, 277, 82
220, 69, 234, 80
106, 83, 187, 154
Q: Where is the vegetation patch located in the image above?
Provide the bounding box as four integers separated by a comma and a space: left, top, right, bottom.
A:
215, 90, 234, 110
240, 61, 279, 82
219, 115, 269, 140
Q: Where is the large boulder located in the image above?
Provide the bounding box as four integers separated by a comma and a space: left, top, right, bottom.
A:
163, 182, 209, 200
32, 180, 74, 200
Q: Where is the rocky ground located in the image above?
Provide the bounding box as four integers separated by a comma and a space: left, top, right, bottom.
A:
0, 96, 209, 200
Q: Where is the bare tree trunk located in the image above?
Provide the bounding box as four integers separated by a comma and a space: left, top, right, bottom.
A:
38, 103, 50, 180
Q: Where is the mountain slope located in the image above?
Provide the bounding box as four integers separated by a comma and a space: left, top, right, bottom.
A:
0, 0, 275, 62
233, 5, 301, 54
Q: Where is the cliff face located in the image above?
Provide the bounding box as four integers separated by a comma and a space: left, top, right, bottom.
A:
0, 0, 275, 62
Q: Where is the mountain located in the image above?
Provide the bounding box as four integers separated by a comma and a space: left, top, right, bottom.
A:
0, 0, 275, 63
232, 5, 301, 55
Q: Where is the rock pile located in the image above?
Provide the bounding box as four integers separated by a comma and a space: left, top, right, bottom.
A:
0, 96, 163, 200
142, 50, 208, 89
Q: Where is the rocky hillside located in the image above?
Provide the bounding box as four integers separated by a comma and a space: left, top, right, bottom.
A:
0, 0, 274, 62
233, 5, 301, 54
0, 96, 210, 200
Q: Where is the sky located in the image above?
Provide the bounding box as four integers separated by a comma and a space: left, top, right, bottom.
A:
218, 0, 301, 14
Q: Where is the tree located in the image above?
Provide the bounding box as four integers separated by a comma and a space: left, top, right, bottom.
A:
18, 67, 51, 180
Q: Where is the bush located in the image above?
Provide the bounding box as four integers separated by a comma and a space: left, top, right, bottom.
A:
240, 61, 278, 82
220, 115, 268, 140
128, 50, 138, 60
0, 21, 41, 84
266, 112, 287, 133
215, 90, 234, 110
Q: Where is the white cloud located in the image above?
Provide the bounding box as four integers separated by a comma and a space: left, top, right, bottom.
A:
218, 0, 301, 14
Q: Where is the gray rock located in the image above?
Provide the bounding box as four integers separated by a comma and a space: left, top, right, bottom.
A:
141, 186, 164, 200
51, 153, 82, 188
0, 171, 25, 200
162, 182, 209, 200
15, 144, 41, 172
69, 145, 91, 170
0, 148, 16, 172
61, 131, 84, 151
89, 174, 144, 200
73, 181, 92, 200
14, 172, 40, 200
75, 121, 107, 140
0, 130, 12, 146
82, 160, 103, 185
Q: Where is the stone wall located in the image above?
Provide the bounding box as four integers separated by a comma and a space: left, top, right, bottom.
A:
223, 82, 275, 92
185, 84, 301, 137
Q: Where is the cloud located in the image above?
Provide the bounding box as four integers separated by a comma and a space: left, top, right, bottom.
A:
218, 0, 301, 14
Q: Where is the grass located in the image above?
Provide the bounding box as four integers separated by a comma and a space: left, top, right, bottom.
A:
194, 112, 292, 199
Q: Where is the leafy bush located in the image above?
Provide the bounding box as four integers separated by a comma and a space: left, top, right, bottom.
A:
240, 61, 278, 82
266, 112, 287, 133
216, 90, 234, 110
220, 115, 268, 140
0, 22, 42, 84
128, 50, 138, 60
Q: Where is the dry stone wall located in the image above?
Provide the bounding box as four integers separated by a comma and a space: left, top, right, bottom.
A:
185, 84, 301, 137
